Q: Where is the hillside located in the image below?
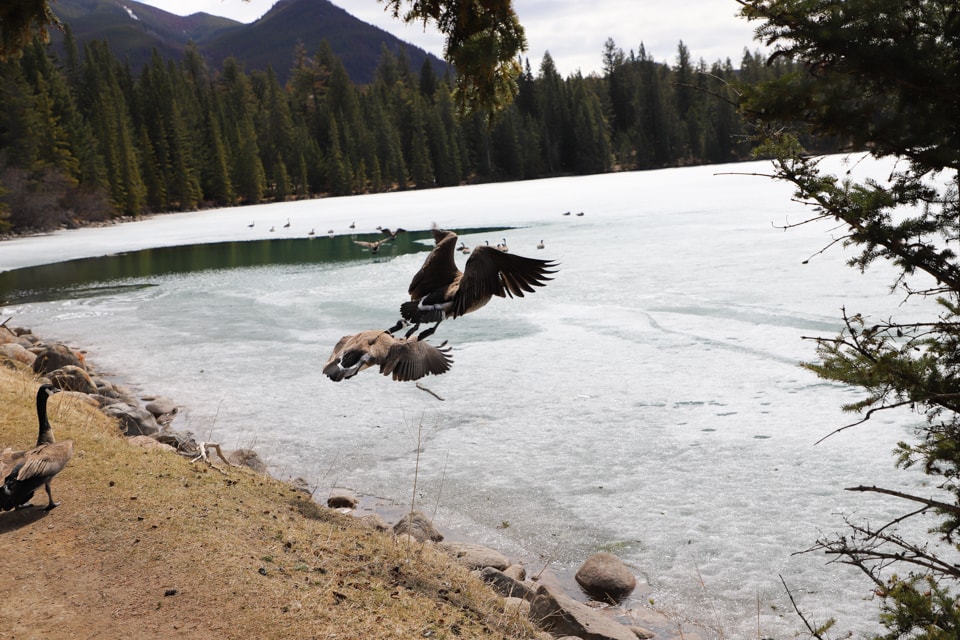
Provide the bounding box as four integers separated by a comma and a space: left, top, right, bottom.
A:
0, 362, 540, 639
47, 0, 449, 84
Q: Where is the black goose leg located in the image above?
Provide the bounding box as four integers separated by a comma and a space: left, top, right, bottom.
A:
43, 481, 59, 511
417, 321, 442, 341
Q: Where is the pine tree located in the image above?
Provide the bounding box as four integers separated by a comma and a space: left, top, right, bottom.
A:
739, 0, 960, 635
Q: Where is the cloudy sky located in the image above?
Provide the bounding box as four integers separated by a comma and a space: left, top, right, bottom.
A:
134, 0, 763, 76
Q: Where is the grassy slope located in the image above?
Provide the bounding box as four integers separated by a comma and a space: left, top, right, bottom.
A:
0, 364, 540, 639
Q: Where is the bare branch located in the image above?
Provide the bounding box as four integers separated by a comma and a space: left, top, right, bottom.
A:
846, 485, 960, 516
779, 574, 830, 640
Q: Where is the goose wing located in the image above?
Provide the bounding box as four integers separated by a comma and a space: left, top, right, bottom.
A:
379, 338, 453, 381
13, 441, 73, 481
407, 232, 461, 300
451, 246, 557, 317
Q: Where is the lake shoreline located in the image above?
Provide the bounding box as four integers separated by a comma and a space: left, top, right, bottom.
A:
6, 320, 619, 610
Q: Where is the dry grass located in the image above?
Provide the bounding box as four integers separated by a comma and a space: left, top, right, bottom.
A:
0, 364, 541, 639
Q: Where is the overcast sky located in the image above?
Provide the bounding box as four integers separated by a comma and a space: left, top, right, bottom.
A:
133, 0, 763, 76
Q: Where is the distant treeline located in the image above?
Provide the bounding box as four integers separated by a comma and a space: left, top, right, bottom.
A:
0, 31, 823, 233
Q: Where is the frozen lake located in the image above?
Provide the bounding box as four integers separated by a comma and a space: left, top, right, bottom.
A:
1, 155, 943, 637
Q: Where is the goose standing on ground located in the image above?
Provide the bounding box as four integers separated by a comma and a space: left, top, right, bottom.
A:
323, 330, 453, 382
0, 384, 74, 511
496, 238, 509, 252
283, 218, 291, 228
537, 240, 545, 250
248, 221, 255, 228
389, 226, 557, 340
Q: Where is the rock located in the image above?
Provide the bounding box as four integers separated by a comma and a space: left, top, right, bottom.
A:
356, 514, 389, 531
327, 491, 358, 509
128, 435, 177, 452
0, 342, 36, 367
90, 393, 124, 408
144, 396, 178, 418
503, 596, 531, 617
288, 477, 312, 495
575, 552, 637, 602
478, 567, 536, 600
102, 402, 160, 436
94, 380, 139, 405
439, 541, 510, 571
48, 365, 98, 394
17, 333, 40, 346
392, 511, 443, 542
228, 448, 268, 473
60, 390, 100, 408
32, 343, 84, 375
503, 564, 527, 581
0, 326, 17, 345
155, 430, 199, 454
529, 584, 638, 640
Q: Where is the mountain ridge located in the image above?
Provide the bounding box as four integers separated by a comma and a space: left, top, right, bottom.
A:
48, 0, 449, 84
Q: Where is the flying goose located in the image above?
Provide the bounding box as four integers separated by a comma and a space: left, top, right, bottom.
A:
353, 238, 392, 254
323, 330, 453, 382
0, 384, 74, 511
389, 225, 557, 340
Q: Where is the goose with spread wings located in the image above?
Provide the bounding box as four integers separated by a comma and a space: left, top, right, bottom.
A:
389, 226, 557, 340
323, 330, 453, 382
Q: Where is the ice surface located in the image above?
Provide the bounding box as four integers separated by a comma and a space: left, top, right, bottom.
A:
2, 154, 949, 637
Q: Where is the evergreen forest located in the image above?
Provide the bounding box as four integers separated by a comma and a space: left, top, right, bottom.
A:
0, 30, 822, 234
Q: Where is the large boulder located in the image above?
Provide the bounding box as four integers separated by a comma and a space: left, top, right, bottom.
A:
574, 552, 637, 602
392, 511, 443, 543
48, 365, 98, 394
529, 584, 637, 640
32, 343, 84, 375
102, 402, 160, 436
0, 342, 36, 367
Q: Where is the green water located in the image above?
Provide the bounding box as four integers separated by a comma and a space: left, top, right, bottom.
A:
0, 226, 506, 305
